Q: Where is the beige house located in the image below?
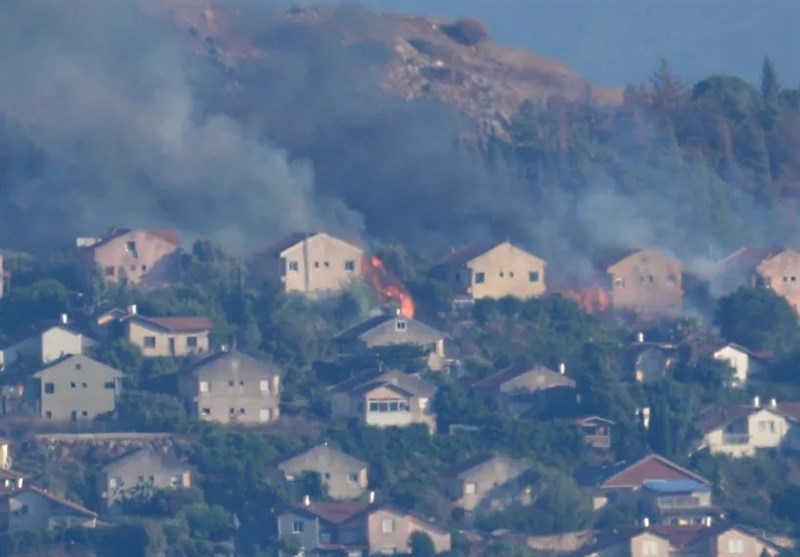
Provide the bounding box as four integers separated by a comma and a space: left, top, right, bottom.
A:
697, 398, 800, 457
178, 350, 281, 425
367, 504, 451, 555
713, 247, 800, 316
253, 232, 364, 296
433, 241, 547, 300
574, 416, 615, 449
78, 228, 181, 288
330, 369, 437, 433
606, 249, 683, 317
335, 313, 448, 371
0, 314, 96, 373
31, 354, 124, 421
0, 438, 9, 470
694, 343, 771, 387
97, 448, 192, 514
471, 364, 577, 416
124, 311, 213, 358
0, 486, 97, 533
577, 524, 780, 557
445, 453, 531, 514
277, 443, 368, 500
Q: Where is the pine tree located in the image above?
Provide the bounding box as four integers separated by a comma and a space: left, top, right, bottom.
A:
760, 56, 780, 100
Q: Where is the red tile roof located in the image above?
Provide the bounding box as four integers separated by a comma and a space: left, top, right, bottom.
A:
132, 315, 214, 332
600, 454, 710, 489
698, 402, 800, 433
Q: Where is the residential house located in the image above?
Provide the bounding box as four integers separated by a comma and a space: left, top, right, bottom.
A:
595, 454, 713, 525
0, 469, 25, 490
330, 369, 437, 433
277, 443, 368, 500
276, 499, 369, 556
432, 241, 547, 301
178, 349, 281, 424
253, 232, 364, 296
697, 397, 800, 457
713, 247, 800, 316
366, 503, 451, 555
124, 310, 213, 358
694, 342, 771, 387
334, 314, 448, 371
573, 523, 780, 557
574, 416, 615, 450
97, 447, 192, 514
30, 354, 123, 421
0, 437, 9, 470
606, 249, 683, 317
77, 228, 181, 288
625, 335, 681, 383
0, 486, 97, 533
0, 314, 96, 373
470, 364, 577, 416
445, 454, 531, 515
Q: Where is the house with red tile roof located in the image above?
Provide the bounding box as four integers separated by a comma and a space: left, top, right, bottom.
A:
77, 227, 181, 289
0, 485, 97, 533
696, 397, 800, 458
712, 247, 800, 316
432, 240, 547, 301
121, 305, 213, 358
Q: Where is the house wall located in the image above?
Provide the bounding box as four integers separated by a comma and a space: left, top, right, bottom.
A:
40, 327, 85, 365
277, 511, 320, 552
127, 321, 209, 358
455, 460, 528, 512
758, 250, 800, 316
37, 360, 121, 421
713, 346, 763, 386
628, 532, 671, 557
280, 455, 367, 500
279, 234, 364, 295
464, 243, 547, 300
0, 442, 9, 469
182, 368, 280, 425
608, 250, 683, 316
362, 386, 435, 433
98, 451, 192, 512
7, 490, 51, 532
714, 529, 778, 557
90, 230, 179, 288
367, 508, 450, 555
704, 409, 791, 457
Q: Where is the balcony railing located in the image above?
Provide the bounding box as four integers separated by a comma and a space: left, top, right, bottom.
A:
657, 496, 705, 509
722, 433, 750, 445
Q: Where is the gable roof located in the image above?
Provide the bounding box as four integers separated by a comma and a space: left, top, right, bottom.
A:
277, 443, 366, 471
715, 247, 785, 274
573, 416, 616, 427
257, 232, 362, 257
285, 501, 369, 525
101, 447, 190, 475
335, 314, 446, 345
128, 315, 214, 333
694, 342, 775, 363
331, 369, 436, 399
471, 364, 575, 391
0, 319, 94, 350
606, 248, 682, 274
87, 228, 180, 249
435, 243, 495, 266
184, 349, 282, 379
0, 486, 98, 518
335, 314, 396, 340
370, 503, 451, 535
32, 354, 124, 380
446, 453, 526, 479
600, 454, 710, 489
698, 402, 800, 433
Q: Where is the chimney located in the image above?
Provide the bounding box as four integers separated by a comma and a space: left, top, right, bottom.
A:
127, 304, 137, 315
642, 517, 650, 528
558, 362, 566, 375
303, 495, 310, 506
395, 308, 401, 317
60, 313, 68, 325
636, 332, 644, 343
369, 491, 375, 504
770, 398, 777, 409
752, 396, 760, 408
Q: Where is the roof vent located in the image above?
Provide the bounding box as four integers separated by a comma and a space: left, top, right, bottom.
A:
369, 491, 375, 503
558, 362, 566, 375
303, 495, 310, 506
752, 395, 760, 408
642, 517, 650, 528
127, 304, 137, 315
60, 313, 68, 325
769, 398, 777, 409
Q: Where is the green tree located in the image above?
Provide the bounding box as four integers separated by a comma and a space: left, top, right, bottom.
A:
761, 56, 780, 101
714, 286, 800, 354
91, 339, 144, 380
408, 531, 436, 557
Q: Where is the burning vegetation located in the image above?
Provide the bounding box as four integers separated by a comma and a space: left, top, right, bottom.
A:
550, 284, 610, 315
362, 255, 415, 319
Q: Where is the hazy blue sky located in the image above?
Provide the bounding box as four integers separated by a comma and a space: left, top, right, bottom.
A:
365, 0, 799, 87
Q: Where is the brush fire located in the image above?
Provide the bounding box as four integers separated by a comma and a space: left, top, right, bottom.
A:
363, 255, 416, 319
550, 284, 610, 314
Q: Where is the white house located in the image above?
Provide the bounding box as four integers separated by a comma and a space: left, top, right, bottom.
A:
0, 315, 95, 373
696, 342, 771, 387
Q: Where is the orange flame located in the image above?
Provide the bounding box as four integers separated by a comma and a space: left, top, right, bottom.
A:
551, 284, 609, 314
362, 256, 415, 318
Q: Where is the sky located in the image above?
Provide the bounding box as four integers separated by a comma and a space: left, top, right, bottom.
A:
365, 0, 800, 87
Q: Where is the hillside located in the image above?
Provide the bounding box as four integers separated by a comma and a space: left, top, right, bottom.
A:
0, 1, 798, 281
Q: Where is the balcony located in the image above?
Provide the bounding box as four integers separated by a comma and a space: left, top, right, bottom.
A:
722, 433, 750, 445
656, 495, 705, 509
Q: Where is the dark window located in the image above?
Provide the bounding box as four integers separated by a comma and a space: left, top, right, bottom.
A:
141, 265, 147, 271
75, 363, 82, 370
475, 272, 485, 284
81, 382, 87, 388
288, 261, 299, 271
345, 260, 356, 271
104, 266, 115, 277
45, 411, 52, 419
126, 241, 136, 253
324, 261, 330, 267
104, 381, 115, 389
144, 336, 156, 348
187, 336, 198, 348
228, 380, 235, 387
81, 411, 88, 417
529, 271, 539, 282
45, 383, 55, 394
70, 382, 77, 389
314, 261, 320, 268
395, 320, 407, 331
239, 408, 245, 415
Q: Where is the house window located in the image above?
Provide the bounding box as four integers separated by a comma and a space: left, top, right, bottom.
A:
728, 539, 744, 554
381, 518, 395, 534
170, 475, 182, 487
45, 383, 55, 394
528, 271, 540, 282
348, 472, 359, 483
239, 408, 246, 415
324, 473, 331, 479
75, 363, 82, 370
395, 320, 407, 331
758, 420, 776, 433
229, 408, 236, 416
641, 540, 659, 555
141, 265, 147, 271
475, 272, 485, 284
509, 271, 514, 278
187, 336, 198, 348
314, 261, 320, 268
104, 381, 115, 389
345, 260, 356, 271
144, 336, 156, 348
126, 241, 137, 254
199, 381, 209, 393
324, 261, 330, 267
614, 277, 625, 288
70, 382, 77, 389
228, 380, 235, 387
260, 380, 270, 392
499, 271, 504, 278
104, 266, 115, 277
81, 382, 88, 388
465, 482, 477, 495
288, 261, 299, 271
292, 520, 304, 534
201, 408, 210, 416
45, 411, 52, 419
81, 411, 88, 417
